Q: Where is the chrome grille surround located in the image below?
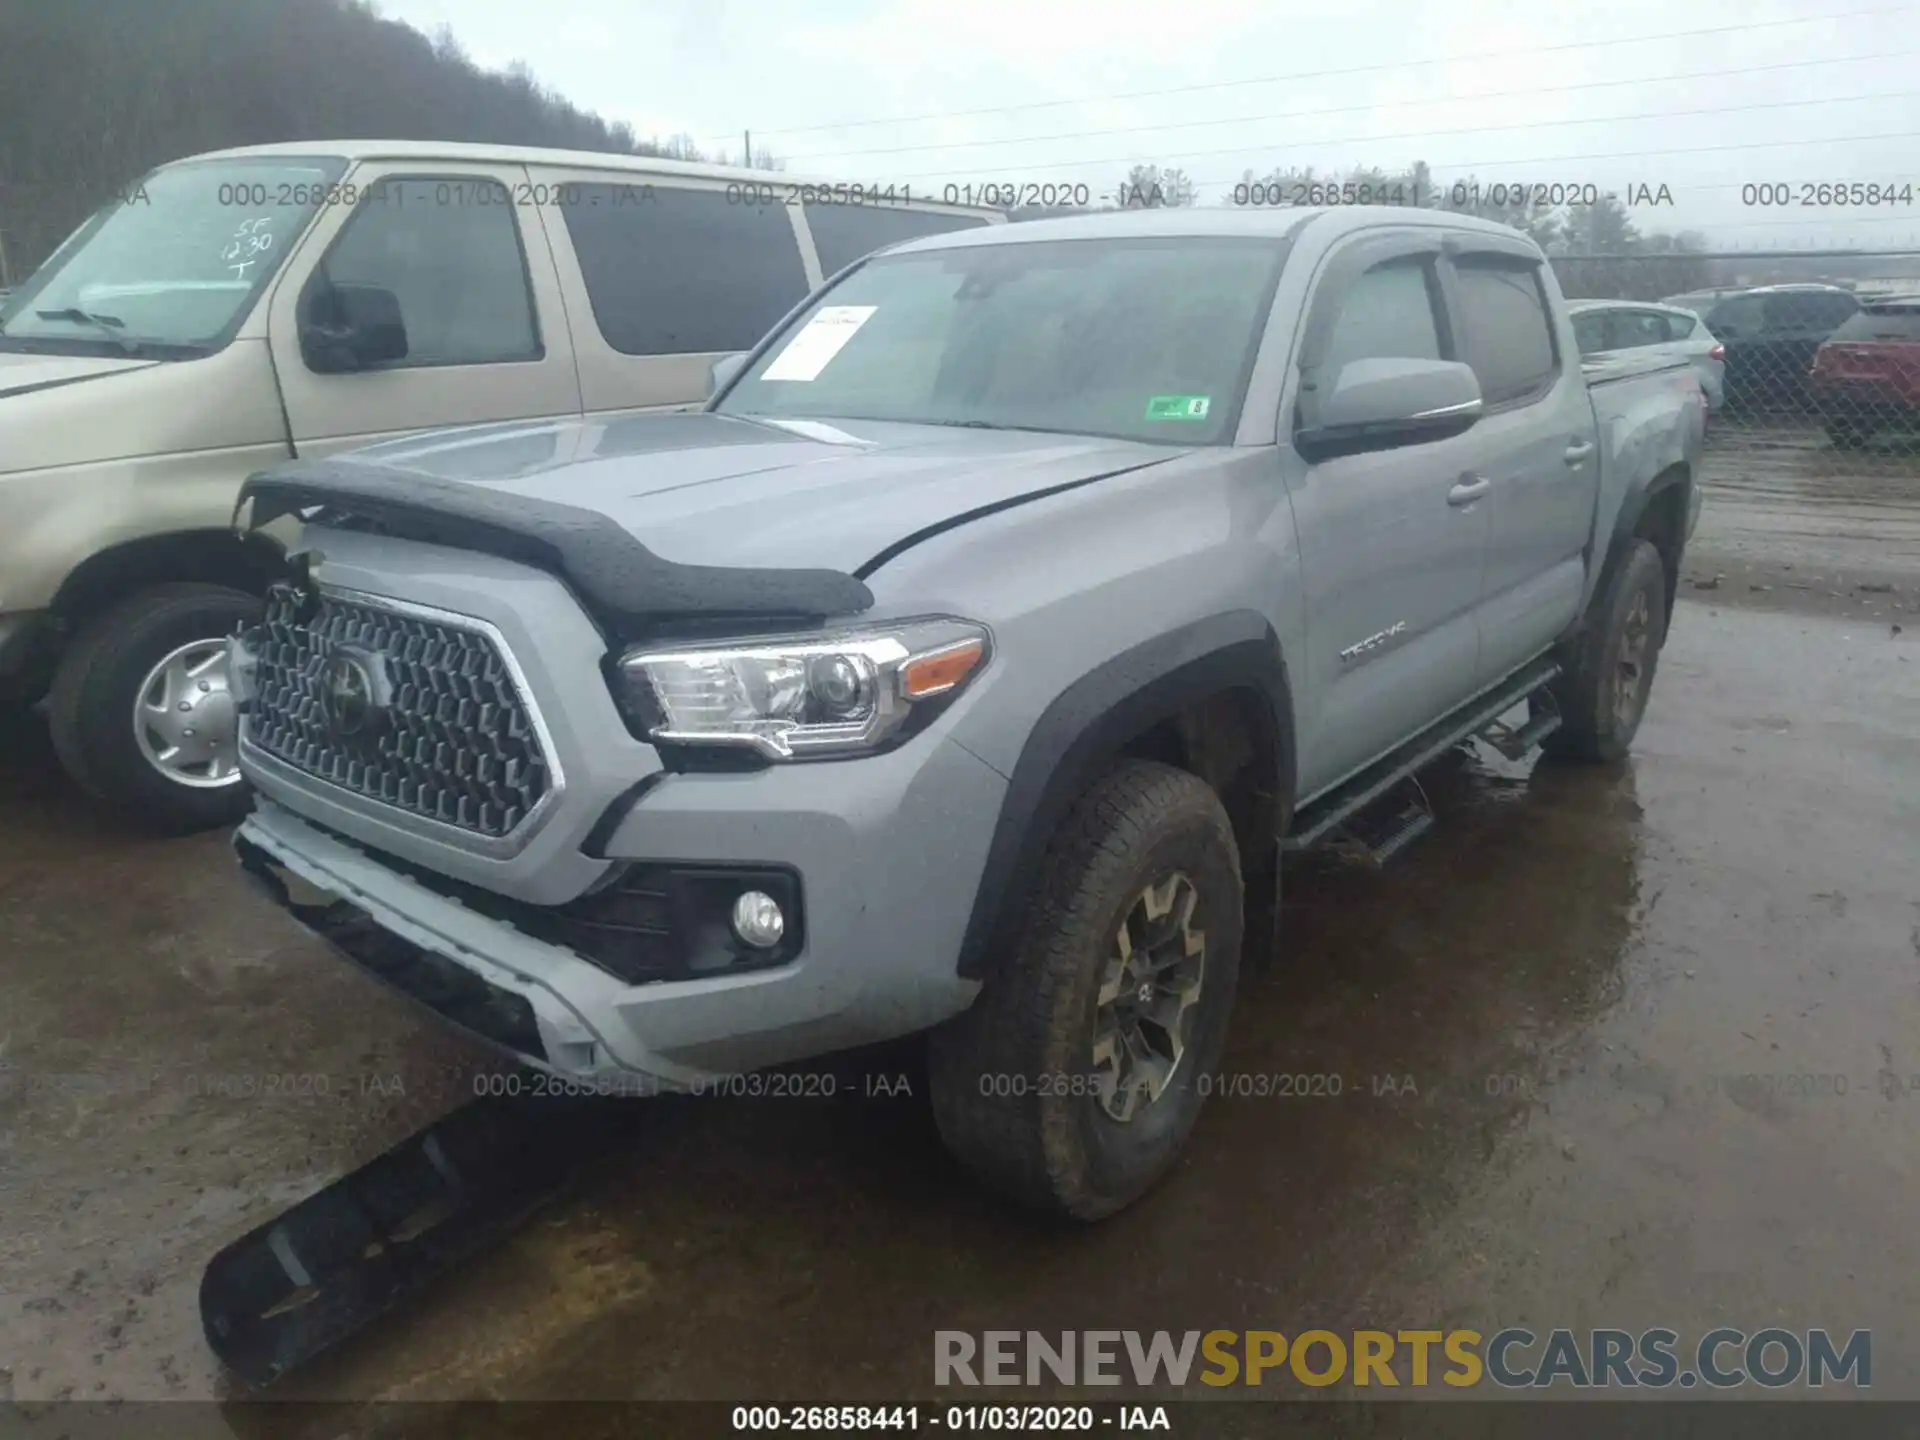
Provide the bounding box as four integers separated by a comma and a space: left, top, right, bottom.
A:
239, 585, 565, 849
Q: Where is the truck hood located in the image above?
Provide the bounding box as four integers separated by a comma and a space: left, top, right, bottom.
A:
308, 411, 1185, 574
0, 349, 160, 399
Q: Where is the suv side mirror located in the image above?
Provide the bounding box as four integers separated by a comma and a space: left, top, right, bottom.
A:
708, 351, 748, 397
300, 282, 408, 373
1295, 357, 1483, 460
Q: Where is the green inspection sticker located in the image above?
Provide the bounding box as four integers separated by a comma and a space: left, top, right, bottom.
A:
1146, 394, 1211, 420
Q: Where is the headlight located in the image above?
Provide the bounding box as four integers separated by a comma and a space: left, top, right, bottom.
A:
614, 617, 990, 760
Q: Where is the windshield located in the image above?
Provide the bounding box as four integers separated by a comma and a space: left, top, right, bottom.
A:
0, 156, 348, 357
715, 236, 1290, 445
1704, 293, 1766, 337
1663, 293, 1721, 318
1828, 305, 1920, 342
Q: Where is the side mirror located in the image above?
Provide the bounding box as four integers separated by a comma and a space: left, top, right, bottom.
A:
708, 351, 748, 397
1296, 357, 1483, 460
300, 282, 408, 374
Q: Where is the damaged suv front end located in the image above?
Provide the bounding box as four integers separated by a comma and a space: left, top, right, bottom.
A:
220, 365, 1210, 1090
224, 430, 1030, 1091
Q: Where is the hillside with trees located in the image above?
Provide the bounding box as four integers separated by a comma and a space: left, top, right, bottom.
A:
0, 0, 760, 284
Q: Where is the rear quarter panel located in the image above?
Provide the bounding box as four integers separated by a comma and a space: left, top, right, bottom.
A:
1580, 354, 1707, 610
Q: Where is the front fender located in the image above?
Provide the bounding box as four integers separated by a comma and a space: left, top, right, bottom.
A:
954, 611, 1294, 980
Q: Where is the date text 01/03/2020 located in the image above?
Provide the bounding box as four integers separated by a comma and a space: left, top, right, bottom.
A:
969, 1071, 1416, 1099
468, 1068, 916, 1100
729, 1405, 1171, 1432
1227, 180, 1678, 208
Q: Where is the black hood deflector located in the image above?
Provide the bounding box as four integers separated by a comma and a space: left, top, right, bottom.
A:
238, 460, 875, 641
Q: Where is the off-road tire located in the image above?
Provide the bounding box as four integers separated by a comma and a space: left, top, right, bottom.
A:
48, 583, 259, 835
928, 760, 1244, 1221
1538, 538, 1668, 765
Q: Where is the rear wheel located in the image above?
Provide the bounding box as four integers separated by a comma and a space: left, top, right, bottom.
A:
47, 583, 259, 834
928, 761, 1243, 1220
1538, 539, 1668, 765
1825, 420, 1875, 450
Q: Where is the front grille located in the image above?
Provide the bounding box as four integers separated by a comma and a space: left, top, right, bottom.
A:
245, 588, 552, 839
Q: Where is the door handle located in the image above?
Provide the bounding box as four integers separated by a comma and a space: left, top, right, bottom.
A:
1564, 439, 1596, 465
1447, 475, 1491, 507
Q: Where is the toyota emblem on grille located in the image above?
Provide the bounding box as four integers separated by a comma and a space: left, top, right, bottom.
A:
320, 649, 387, 740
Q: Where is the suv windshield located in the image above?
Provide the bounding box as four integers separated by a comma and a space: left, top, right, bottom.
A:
0, 156, 348, 357
1827, 304, 1920, 342
715, 235, 1290, 445
1704, 293, 1766, 337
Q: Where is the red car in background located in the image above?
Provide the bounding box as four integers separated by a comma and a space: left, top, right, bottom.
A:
1809, 297, 1920, 449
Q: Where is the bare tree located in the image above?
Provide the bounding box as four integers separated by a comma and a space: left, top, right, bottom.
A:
1114, 163, 1196, 209
0, 0, 721, 275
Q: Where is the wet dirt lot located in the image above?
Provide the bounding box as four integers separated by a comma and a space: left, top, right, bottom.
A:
1689, 421, 1920, 619
2, 431, 1918, 1419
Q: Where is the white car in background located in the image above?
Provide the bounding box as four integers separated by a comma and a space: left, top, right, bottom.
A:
1569, 299, 1725, 411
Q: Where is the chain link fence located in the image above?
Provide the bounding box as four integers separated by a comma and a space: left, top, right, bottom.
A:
1552, 250, 1920, 526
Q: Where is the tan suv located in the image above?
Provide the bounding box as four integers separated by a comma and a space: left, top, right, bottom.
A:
0, 141, 1000, 831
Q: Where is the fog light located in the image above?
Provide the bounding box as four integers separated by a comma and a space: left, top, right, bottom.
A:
730, 890, 786, 949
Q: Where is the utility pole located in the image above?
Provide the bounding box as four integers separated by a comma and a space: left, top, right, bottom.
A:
743, 130, 752, 170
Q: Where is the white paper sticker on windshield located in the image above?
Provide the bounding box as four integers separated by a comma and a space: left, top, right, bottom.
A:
761, 305, 877, 381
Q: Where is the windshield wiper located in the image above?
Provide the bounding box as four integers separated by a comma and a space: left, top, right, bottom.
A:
906, 418, 1091, 438
33, 307, 141, 354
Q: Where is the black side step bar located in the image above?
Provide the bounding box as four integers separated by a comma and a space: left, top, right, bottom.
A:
1323, 776, 1437, 870
200, 1094, 644, 1388
1282, 657, 1562, 853
1478, 692, 1563, 763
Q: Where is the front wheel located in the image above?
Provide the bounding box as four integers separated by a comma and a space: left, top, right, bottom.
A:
928, 760, 1244, 1220
47, 583, 260, 834
1538, 538, 1668, 765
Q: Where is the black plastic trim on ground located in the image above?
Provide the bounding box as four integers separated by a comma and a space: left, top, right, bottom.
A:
198, 1093, 643, 1389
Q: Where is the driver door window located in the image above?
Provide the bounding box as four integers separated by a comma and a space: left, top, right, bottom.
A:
1322, 257, 1445, 370
312, 178, 540, 367
1296, 255, 1448, 434
267, 165, 579, 456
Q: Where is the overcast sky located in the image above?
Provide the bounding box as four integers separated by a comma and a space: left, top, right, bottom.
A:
376, 0, 1920, 248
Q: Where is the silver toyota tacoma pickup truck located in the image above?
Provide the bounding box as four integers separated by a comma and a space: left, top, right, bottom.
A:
226, 206, 1704, 1220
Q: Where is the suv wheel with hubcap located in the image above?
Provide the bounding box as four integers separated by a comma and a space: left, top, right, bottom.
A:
48, 583, 259, 834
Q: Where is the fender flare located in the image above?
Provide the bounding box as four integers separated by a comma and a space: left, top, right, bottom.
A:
1586, 463, 1693, 620
49, 527, 290, 619
1610, 465, 1692, 552
955, 611, 1295, 980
